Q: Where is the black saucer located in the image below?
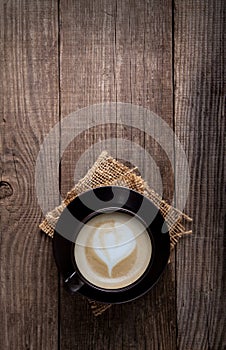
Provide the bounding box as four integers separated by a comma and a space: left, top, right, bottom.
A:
53, 186, 170, 304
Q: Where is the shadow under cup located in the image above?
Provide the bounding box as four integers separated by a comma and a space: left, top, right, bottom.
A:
53, 186, 170, 304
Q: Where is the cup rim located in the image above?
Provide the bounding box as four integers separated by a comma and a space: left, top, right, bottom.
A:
71, 207, 156, 293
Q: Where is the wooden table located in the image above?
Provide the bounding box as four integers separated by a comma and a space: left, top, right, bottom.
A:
1, 1, 225, 349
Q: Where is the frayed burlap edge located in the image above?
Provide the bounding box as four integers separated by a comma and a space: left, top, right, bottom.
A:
39, 151, 192, 316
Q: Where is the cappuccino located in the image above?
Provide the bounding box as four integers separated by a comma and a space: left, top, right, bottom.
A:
74, 212, 152, 289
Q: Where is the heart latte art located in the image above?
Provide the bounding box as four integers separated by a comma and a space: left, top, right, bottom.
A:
92, 222, 136, 277
74, 212, 152, 289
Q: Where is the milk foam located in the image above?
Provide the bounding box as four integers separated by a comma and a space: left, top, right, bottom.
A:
74, 212, 152, 289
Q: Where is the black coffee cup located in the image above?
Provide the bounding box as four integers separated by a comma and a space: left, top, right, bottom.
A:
53, 186, 170, 304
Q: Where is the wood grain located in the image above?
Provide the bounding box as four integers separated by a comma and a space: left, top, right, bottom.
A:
59, 1, 176, 350
174, 0, 225, 349
0, 1, 59, 349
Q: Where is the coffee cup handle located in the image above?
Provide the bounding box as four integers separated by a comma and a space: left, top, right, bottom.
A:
64, 272, 84, 294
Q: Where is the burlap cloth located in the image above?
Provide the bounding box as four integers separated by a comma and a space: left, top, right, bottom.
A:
39, 151, 192, 316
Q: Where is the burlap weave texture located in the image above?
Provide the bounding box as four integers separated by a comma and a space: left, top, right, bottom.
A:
39, 151, 192, 316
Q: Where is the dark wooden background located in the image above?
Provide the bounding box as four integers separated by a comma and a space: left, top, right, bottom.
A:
0, 0, 225, 349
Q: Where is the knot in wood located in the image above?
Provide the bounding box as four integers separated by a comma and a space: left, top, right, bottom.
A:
0, 181, 13, 199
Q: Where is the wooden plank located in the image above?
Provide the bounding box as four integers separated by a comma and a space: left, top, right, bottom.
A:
59, 0, 117, 197
0, 1, 59, 349
174, 0, 225, 349
59, 1, 117, 349
114, 1, 176, 350
59, 1, 176, 349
